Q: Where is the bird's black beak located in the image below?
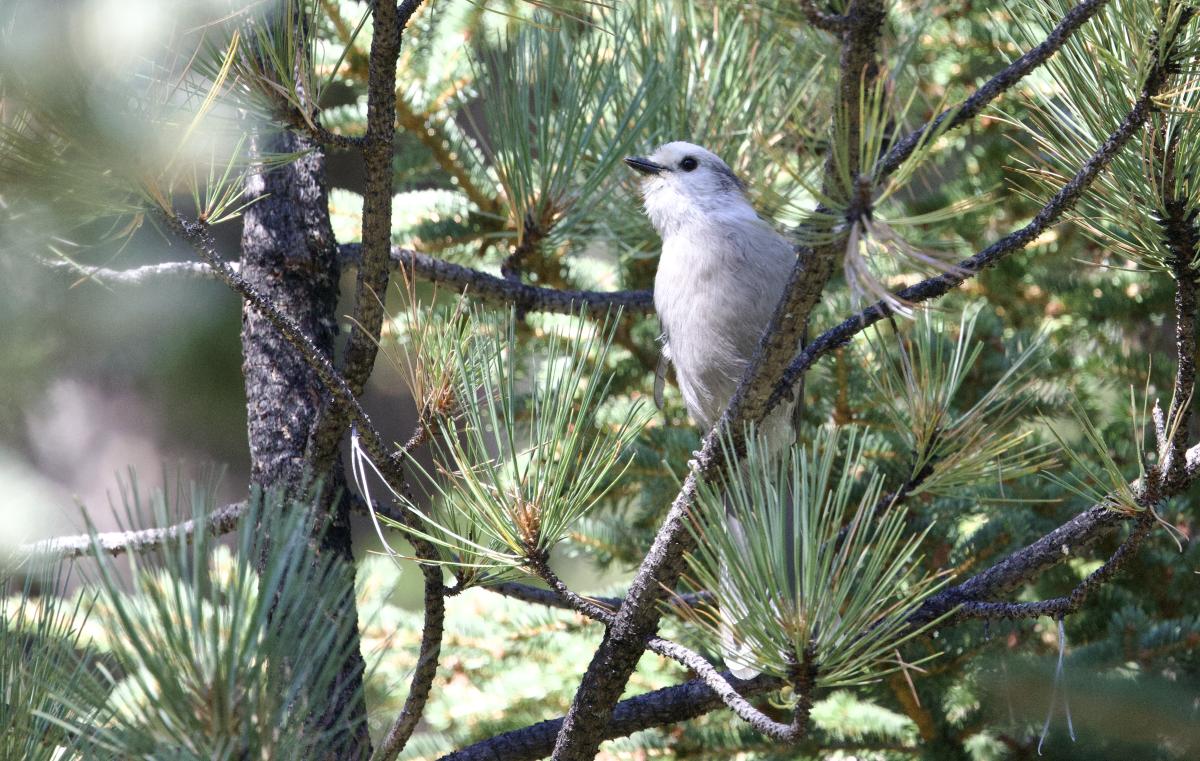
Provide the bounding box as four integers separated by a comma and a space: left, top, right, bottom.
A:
624, 156, 666, 175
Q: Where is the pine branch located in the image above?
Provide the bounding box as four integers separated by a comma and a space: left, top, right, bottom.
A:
488, 580, 617, 610
767, 20, 1192, 418
339, 244, 654, 316
486, 581, 712, 613
948, 513, 1157, 622
438, 672, 786, 761
365, 418, 451, 761
550, 6, 886, 757
17, 501, 246, 560
524, 554, 618, 622
911, 441, 1200, 626
372, 566, 446, 761
448, 439, 1200, 757
38, 258, 236, 286
522, 555, 814, 742
286, 110, 367, 149
646, 637, 816, 743
876, 0, 1111, 181
311, 0, 426, 472
40, 245, 653, 317
162, 215, 396, 469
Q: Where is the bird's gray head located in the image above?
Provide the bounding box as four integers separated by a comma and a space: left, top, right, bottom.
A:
624, 141, 753, 235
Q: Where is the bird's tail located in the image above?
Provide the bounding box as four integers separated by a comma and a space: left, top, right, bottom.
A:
719, 435, 797, 680
719, 512, 760, 680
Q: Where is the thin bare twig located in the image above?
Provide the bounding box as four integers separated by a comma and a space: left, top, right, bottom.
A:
876, 0, 1112, 180
307, 0, 424, 476
163, 215, 396, 469
367, 425, 449, 761
372, 564, 445, 761
286, 109, 367, 149
38, 258, 235, 286
17, 501, 246, 560
486, 580, 711, 613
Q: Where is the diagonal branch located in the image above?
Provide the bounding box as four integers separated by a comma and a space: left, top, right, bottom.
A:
911, 441, 1200, 626
486, 580, 711, 614
948, 512, 1156, 622
524, 556, 811, 743
767, 29, 1189, 419
163, 215, 395, 469
876, 0, 1111, 180
438, 671, 785, 761
549, 5, 887, 757
362, 420, 449, 761
371, 564, 446, 761
306, 0, 426, 472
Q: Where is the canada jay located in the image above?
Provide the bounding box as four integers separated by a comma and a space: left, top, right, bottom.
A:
626, 142, 797, 678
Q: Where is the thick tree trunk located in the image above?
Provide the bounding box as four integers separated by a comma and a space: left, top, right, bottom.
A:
240, 129, 371, 758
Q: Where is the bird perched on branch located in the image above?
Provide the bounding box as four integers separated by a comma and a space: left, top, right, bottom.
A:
626, 141, 797, 678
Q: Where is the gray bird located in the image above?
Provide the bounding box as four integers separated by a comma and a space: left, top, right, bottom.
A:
626, 141, 797, 678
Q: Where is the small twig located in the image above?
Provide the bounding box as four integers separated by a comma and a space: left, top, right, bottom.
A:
1154, 399, 1170, 458
320, 0, 427, 478
38, 258, 234, 286
286, 109, 367, 150
487, 580, 620, 613
164, 215, 396, 469
361, 418, 448, 761
371, 565, 446, 761
523, 553, 618, 622
949, 513, 1156, 622
487, 580, 712, 614
876, 0, 1112, 181
645, 636, 814, 743
17, 501, 246, 560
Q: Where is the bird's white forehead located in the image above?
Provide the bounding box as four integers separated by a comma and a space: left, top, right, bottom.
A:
649, 141, 729, 171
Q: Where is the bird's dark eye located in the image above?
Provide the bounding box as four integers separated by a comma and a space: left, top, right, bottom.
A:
679, 156, 699, 172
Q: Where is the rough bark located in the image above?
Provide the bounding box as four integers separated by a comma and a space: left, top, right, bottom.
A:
240, 129, 371, 758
